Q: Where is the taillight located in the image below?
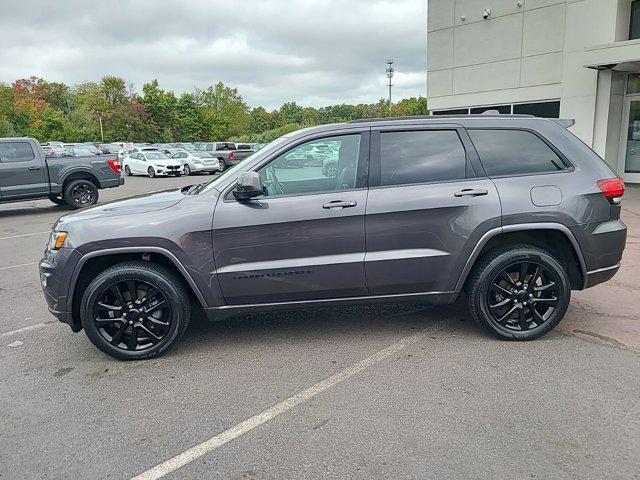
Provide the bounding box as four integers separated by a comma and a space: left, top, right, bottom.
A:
597, 178, 625, 204
228, 151, 234, 161
108, 159, 122, 175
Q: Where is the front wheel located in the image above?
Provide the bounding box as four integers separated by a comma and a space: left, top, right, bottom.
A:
148, 166, 156, 178
183, 164, 191, 175
466, 245, 570, 340
80, 261, 191, 360
124, 165, 132, 176
63, 179, 98, 209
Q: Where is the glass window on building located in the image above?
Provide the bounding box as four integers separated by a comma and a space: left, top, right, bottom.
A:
470, 105, 511, 114
432, 108, 469, 116
630, 0, 640, 40
513, 101, 560, 118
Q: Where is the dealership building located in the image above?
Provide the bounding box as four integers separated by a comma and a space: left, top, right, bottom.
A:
427, 0, 640, 182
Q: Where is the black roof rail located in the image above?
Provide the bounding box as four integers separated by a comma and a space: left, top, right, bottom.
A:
347, 114, 535, 123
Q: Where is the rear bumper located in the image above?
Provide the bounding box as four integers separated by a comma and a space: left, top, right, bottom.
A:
100, 177, 124, 189
585, 264, 620, 288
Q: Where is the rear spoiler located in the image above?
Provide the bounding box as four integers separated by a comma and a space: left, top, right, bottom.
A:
551, 119, 575, 129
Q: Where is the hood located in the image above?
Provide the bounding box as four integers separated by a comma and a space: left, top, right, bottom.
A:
56, 188, 186, 226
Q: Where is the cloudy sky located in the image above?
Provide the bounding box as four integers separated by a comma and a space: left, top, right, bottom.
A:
0, 0, 427, 109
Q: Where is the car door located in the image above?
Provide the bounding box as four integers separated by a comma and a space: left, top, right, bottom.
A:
0, 140, 48, 199
364, 124, 501, 296
212, 131, 370, 305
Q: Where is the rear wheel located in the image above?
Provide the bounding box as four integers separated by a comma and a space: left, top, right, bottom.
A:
147, 167, 156, 178
63, 179, 98, 209
80, 261, 191, 360
467, 245, 570, 340
124, 165, 132, 176
183, 164, 191, 175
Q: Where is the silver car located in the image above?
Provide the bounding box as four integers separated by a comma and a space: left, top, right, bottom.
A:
172, 150, 222, 175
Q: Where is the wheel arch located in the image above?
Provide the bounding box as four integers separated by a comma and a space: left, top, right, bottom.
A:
61, 170, 100, 189
455, 223, 587, 294
67, 247, 208, 331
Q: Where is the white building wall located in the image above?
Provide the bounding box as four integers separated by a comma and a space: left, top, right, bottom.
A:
427, 0, 635, 169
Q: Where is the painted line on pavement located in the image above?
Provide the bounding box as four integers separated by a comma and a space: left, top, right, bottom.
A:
130, 316, 433, 480
0, 261, 39, 271
0, 231, 50, 241
1, 322, 53, 339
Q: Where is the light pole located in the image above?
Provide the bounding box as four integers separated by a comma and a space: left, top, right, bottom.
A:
386, 60, 394, 107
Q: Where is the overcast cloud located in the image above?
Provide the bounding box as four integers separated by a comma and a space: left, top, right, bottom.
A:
0, 0, 427, 109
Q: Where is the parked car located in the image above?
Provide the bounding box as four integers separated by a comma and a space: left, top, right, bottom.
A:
99, 143, 125, 154
171, 150, 222, 175
67, 146, 100, 156
1, 137, 123, 208
39, 115, 626, 360
197, 142, 252, 170
122, 150, 183, 177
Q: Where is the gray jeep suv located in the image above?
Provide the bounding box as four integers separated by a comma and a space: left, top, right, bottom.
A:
39, 115, 627, 360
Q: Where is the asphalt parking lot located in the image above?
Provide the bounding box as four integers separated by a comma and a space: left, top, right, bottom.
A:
1, 176, 639, 480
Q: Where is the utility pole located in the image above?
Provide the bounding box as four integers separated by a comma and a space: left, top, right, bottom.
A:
98, 112, 105, 142
386, 60, 394, 107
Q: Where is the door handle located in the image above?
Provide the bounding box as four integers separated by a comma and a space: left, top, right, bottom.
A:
322, 200, 357, 209
454, 188, 488, 197
27, 166, 42, 171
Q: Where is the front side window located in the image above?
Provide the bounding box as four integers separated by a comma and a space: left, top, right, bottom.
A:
380, 130, 467, 186
0, 142, 36, 163
468, 129, 566, 176
256, 134, 361, 197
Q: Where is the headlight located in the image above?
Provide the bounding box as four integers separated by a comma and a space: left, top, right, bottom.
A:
49, 231, 68, 250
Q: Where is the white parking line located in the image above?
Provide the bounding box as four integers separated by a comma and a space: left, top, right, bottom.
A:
0, 261, 39, 271
130, 325, 430, 480
0, 322, 52, 339
0, 231, 49, 241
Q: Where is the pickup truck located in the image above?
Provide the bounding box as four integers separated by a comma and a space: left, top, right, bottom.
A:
0, 137, 124, 209
197, 142, 253, 170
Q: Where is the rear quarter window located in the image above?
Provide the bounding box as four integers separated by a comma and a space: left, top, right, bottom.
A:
468, 129, 567, 176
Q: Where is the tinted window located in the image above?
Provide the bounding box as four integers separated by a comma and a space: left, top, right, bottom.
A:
469, 129, 566, 176
513, 101, 560, 118
256, 134, 360, 197
0, 142, 36, 163
432, 109, 469, 116
380, 130, 467, 186
630, 0, 640, 40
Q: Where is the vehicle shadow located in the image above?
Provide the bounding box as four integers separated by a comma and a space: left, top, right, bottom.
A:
173, 299, 479, 356
0, 203, 69, 218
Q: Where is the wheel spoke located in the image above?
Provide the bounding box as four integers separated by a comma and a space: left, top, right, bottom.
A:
530, 305, 546, 324
145, 299, 167, 314
147, 316, 170, 327
490, 282, 512, 296
534, 281, 556, 292
110, 285, 125, 306
489, 298, 511, 309
519, 262, 529, 283
531, 296, 558, 305
530, 267, 542, 287
518, 308, 529, 331
497, 305, 517, 323
95, 316, 124, 327
110, 323, 126, 345
126, 280, 137, 302
127, 327, 138, 350
499, 271, 517, 288
97, 301, 122, 312
141, 287, 160, 305
138, 324, 162, 344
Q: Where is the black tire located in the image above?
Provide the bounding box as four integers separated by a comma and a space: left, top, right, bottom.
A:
183, 164, 191, 175
466, 245, 570, 341
124, 165, 132, 176
80, 261, 191, 360
49, 195, 67, 206
218, 158, 226, 171
147, 166, 156, 178
63, 179, 99, 209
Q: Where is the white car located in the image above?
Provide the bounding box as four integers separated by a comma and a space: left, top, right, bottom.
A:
122, 151, 183, 177
171, 150, 222, 175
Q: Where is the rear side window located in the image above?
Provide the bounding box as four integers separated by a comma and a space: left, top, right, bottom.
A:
0, 142, 35, 163
380, 130, 467, 186
469, 129, 566, 176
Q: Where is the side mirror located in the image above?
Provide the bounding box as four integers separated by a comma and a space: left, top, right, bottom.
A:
233, 171, 263, 200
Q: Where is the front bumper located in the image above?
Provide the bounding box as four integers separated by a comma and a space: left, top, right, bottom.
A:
39, 247, 82, 331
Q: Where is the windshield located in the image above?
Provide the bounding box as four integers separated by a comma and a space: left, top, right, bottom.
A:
199, 135, 291, 194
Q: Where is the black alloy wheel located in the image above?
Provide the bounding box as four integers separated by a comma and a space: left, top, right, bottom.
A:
467, 245, 570, 340
63, 179, 98, 209
486, 261, 560, 332
80, 261, 191, 360
92, 279, 173, 352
